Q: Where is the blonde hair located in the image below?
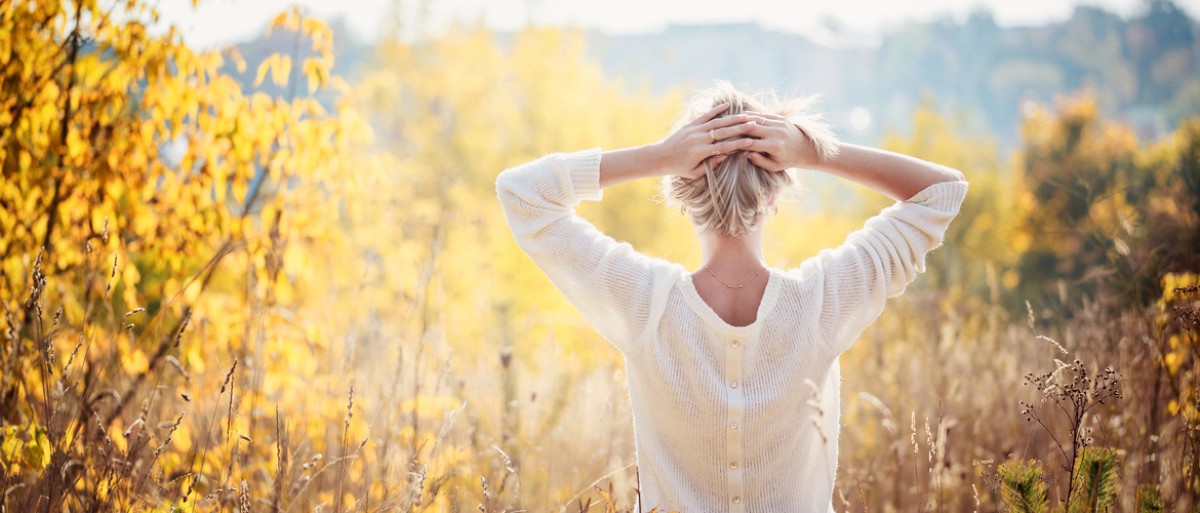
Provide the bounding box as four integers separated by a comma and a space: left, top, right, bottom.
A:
663, 82, 840, 237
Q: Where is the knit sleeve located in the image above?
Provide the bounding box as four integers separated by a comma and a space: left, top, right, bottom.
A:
814, 180, 968, 355
495, 148, 677, 355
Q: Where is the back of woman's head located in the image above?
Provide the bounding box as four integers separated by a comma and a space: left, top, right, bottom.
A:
663, 82, 839, 238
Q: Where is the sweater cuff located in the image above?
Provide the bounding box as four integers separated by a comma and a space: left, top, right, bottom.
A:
904, 180, 968, 212
561, 148, 603, 202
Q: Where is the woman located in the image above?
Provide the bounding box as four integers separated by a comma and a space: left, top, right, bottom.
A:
495, 83, 967, 513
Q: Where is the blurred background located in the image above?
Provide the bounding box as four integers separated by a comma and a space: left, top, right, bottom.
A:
2, 0, 1199, 511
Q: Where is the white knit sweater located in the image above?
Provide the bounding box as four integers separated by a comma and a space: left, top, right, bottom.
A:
495, 149, 968, 513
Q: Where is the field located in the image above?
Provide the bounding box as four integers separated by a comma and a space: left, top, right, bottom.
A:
2, 1, 1199, 512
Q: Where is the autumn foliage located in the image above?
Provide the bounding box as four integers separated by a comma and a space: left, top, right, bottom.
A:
1, 0, 1199, 512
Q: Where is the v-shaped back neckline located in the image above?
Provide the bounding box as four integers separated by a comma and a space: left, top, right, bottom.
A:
677, 267, 783, 335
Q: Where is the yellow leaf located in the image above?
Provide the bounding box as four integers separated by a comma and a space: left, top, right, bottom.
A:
109, 418, 127, 453
139, 121, 155, 142
66, 129, 85, 160
173, 422, 192, 453
23, 425, 50, 470
122, 349, 149, 374
227, 47, 246, 74
185, 343, 206, 374
271, 55, 290, 87
0, 426, 20, 467
303, 58, 323, 94
268, 12, 288, 35
274, 279, 294, 304
268, 7, 298, 34
1164, 351, 1182, 374
254, 54, 275, 88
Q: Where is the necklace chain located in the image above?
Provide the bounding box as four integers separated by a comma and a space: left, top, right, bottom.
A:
703, 265, 765, 289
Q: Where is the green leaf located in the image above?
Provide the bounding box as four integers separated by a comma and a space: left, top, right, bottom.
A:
998, 459, 1050, 513
1068, 447, 1118, 513
1135, 484, 1165, 513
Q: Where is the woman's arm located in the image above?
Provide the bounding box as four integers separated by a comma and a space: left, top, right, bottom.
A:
494, 104, 759, 353
496, 150, 667, 355
742, 112, 965, 200
599, 103, 759, 188
740, 112, 968, 355
809, 143, 965, 201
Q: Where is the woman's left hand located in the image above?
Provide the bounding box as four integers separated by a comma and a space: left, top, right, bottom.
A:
652, 102, 758, 180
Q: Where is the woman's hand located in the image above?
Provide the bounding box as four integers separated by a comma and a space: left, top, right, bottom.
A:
741, 111, 965, 200
742, 111, 826, 171
598, 103, 756, 188
653, 102, 758, 180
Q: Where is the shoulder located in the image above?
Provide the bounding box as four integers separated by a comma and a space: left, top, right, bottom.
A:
774, 257, 832, 302
779, 249, 839, 284
652, 259, 690, 286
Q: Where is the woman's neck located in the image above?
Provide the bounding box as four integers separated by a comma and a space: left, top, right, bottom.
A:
698, 229, 766, 271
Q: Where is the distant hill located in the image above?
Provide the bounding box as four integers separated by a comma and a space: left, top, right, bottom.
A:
579, 1, 1199, 146
228, 0, 1200, 147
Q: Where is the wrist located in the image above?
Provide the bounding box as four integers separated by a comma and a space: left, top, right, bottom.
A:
810, 141, 847, 172
643, 142, 673, 177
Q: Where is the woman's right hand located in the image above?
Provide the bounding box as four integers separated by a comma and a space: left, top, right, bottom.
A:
742, 112, 828, 171
742, 112, 965, 200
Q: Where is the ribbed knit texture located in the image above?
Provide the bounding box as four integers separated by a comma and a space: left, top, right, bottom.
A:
496, 149, 968, 513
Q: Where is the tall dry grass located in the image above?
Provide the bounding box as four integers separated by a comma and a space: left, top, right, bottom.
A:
2, 216, 1197, 512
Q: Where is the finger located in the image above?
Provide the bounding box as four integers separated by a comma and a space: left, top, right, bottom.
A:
743, 114, 774, 125
743, 137, 782, 155
712, 137, 755, 154
698, 113, 750, 132
708, 120, 758, 141
743, 114, 790, 128
746, 110, 788, 122
692, 102, 731, 126
686, 154, 725, 179
744, 122, 784, 138
748, 151, 784, 172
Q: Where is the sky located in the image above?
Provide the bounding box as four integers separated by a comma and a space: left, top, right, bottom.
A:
156, 0, 1200, 49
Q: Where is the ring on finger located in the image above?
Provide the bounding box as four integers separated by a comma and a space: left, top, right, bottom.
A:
711, 148, 721, 156
709, 129, 716, 142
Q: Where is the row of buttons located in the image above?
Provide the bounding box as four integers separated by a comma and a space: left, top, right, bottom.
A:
726, 335, 746, 512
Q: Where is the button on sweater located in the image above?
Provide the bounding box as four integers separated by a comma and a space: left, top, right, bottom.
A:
495, 148, 968, 513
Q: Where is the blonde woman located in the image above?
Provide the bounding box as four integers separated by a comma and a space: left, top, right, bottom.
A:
495, 83, 967, 513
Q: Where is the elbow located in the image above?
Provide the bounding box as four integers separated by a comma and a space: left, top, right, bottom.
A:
495, 167, 516, 196
494, 169, 521, 224
495, 166, 528, 210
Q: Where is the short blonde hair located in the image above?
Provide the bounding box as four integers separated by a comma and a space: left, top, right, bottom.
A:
663, 82, 839, 237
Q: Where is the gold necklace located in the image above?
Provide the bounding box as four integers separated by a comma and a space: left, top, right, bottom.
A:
703, 265, 765, 289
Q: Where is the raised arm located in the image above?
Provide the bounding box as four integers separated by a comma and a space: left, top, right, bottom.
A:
742, 111, 968, 355
598, 103, 759, 188
810, 143, 965, 201
741, 111, 965, 200
495, 103, 759, 354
